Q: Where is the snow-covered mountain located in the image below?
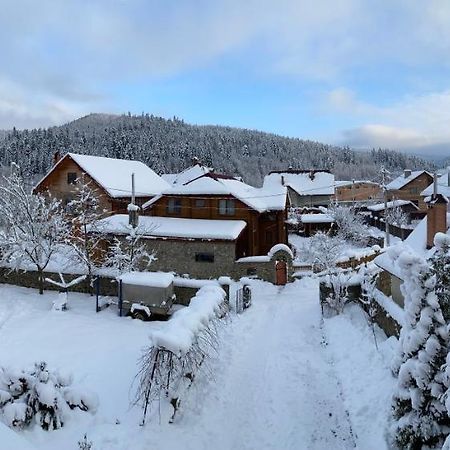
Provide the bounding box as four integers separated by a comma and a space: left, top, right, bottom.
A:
0, 113, 435, 185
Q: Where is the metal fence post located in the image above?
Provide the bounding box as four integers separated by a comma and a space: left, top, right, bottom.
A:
119, 279, 123, 317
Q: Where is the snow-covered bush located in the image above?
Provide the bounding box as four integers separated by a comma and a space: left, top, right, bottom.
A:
78, 434, 93, 450
0, 362, 97, 431
328, 203, 368, 246
134, 285, 227, 424
391, 251, 450, 449
0, 169, 69, 294
321, 271, 351, 317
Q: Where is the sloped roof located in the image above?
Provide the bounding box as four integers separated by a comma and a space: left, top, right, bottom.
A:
143, 173, 287, 213
335, 180, 380, 187
263, 171, 334, 196
162, 164, 212, 186
421, 172, 450, 197
367, 199, 417, 212
95, 214, 247, 240
36, 153, 170, 198
386, 170, 432, 190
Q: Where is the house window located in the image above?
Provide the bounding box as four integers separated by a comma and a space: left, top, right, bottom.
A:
195, 199, 206, 208
410, 187, 419, 194
218, 199, 235, 215
195, 253, 214, 263
167, 198, 182, 214
67, 172, 77, 185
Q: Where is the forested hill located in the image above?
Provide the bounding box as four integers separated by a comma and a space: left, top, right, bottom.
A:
0, 113, 434, 185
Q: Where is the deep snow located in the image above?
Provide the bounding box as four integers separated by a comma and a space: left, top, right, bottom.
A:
0, 279, 396, 450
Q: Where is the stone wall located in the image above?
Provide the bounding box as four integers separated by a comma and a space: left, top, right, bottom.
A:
0, 267, 118, 296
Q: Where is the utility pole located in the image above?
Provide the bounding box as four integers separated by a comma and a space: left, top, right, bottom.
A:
381, 167, 390, 247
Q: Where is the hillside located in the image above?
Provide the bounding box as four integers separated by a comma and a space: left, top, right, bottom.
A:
0, 113, 434, 185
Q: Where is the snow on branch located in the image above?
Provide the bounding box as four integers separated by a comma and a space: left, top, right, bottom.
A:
133, 284, 227, 424
0, 362, 97, 431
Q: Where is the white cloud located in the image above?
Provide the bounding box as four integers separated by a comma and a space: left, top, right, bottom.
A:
3, 0, 450, 128
325, 88, 450, 152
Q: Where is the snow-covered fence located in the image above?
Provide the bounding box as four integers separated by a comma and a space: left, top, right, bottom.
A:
133, 284, 227, 424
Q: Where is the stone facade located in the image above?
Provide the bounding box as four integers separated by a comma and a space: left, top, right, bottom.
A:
145, 239, 238, 279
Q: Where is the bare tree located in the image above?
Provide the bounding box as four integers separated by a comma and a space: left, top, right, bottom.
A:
0, 170, 68, 294
328, 203, 368, 246
66, 176, 107, 293
385, 205, 408, 227
105, 226, 155, 274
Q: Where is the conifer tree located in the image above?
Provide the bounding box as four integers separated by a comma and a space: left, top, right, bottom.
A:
392, 250, 450, 449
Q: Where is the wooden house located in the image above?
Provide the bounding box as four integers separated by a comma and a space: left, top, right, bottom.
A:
335, 180, 382, 203
263, 169, 334, 207
386, 170, 433, 210
142, 172, 288, 258
34, 152, 170, 214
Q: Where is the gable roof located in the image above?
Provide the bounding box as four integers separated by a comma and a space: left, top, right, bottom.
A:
386, 170, 433, 191
35, 153, 170, 198
143, 173, 287, 213
263, 170, 335, 196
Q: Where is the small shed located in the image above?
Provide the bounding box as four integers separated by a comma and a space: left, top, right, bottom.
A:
117, 272, 175, 319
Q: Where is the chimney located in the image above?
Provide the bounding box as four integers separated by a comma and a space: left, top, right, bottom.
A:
426, 193, 448, 249
447, 167, 450, 187
192, 156, 200, 166
53, 151, 61, 166
128, 173, 139, 228
404, 169, 412, 179
433, 171, 438, 197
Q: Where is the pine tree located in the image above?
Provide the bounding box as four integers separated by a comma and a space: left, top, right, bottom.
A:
392, 250, 450, 449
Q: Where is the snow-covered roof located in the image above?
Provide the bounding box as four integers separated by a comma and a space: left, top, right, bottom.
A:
375, 213, 450, 278
36, 153, 170, 198
300, 213, 335, 223
117, 271, 174, 288
335, 180, 379, 187
366, 199, 416, 212
386, 170, 432, 190
143, 174, 287, 213
421, 174, 450, 197
263, 171, 334, 196
96, 214, 247, 241
162, 164, 212, 186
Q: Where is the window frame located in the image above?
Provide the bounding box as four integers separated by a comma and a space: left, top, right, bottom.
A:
218, 199, 235, 216
167, 198, 182, 215
67, 172, 77, 185
195, 252, 215, 263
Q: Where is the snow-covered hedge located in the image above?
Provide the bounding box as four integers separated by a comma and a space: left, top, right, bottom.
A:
149, 284, 226, 356
0, 362, 97, 431
134, 284, 227, 424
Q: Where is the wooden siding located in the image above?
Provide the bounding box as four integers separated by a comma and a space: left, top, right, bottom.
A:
34, 155, 152, 214
335, 182, 382, 202
387, 172, 433, 210
145, 194, 287, 257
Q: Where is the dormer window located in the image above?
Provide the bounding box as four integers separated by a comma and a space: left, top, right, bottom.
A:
67, 172, 77, 185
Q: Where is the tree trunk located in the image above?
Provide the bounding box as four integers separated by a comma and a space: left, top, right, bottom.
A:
38, 269, 44, 295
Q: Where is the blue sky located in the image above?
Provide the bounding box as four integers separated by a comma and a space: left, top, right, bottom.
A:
2, 0, 450, 156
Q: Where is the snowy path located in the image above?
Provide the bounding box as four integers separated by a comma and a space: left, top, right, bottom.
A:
180, 279, 355, 450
